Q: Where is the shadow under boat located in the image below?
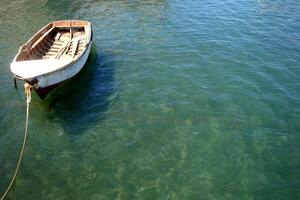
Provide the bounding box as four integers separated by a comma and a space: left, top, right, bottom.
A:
43, 44, 118, 136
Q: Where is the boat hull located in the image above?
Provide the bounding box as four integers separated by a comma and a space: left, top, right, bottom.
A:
34, 83, 60, 99
10, 20, 93, 99
29, 42, 92, 99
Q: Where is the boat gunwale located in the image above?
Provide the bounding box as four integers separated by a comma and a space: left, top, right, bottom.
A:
12, 20, 92, 80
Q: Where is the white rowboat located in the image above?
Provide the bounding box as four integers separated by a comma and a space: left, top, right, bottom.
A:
10, 20, 93, 99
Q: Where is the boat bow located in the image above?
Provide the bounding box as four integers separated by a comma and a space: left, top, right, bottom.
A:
10, 59, 73, 79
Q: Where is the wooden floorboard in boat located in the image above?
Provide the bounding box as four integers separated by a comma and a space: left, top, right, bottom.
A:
41, 40, 51, 48
37, 44, 49, 53
31, 52, 40, 59
15, 26, 88, 61
34, 50, 45, 58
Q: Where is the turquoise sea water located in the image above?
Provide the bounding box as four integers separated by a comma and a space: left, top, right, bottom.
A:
1, 0, 300, 199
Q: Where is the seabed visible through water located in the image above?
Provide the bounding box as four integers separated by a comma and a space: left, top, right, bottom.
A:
0, 0, 300, 199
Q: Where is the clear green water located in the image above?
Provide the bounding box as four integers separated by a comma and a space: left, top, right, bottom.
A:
1, 0, 300, 199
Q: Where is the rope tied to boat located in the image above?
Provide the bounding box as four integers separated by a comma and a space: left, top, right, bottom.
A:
0, 83, 32, 200
24, 83, 32, 103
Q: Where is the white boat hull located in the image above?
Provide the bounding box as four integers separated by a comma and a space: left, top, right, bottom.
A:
10, 20, 93, 99
34, 42, 91, 88
29, 43, 92, 98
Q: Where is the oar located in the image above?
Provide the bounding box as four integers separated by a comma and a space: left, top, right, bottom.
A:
55, 40, 71, 59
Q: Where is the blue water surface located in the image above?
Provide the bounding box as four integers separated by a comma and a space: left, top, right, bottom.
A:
0, 0, 300, 199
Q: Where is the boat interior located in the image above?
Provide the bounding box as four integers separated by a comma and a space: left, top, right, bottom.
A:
15, 21, 90, 62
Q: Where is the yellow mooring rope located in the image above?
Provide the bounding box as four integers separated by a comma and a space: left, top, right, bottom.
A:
0, 83, 32, 200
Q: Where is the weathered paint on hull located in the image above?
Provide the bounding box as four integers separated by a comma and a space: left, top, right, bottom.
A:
30, 42, 92, 99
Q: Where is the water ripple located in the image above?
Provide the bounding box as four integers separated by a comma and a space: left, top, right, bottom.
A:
1, 0, 300, 199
